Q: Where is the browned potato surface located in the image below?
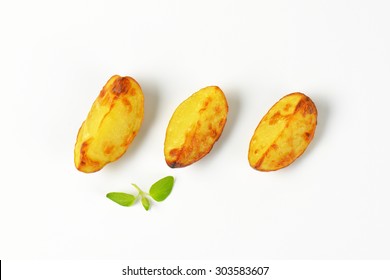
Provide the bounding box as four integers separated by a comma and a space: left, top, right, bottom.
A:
164, 86, 228, 168
74, 75, 144, 173
248, 92, 317, 171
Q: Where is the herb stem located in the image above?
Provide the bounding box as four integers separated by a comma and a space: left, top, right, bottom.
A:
131, 183, 144, 195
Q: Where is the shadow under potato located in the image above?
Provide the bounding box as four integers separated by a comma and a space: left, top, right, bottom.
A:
309, 94, 330, 151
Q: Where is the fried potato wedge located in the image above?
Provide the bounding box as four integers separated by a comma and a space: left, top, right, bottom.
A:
164, 86, 228, 168
74, 75, 144, 173
248, 92, 317, 171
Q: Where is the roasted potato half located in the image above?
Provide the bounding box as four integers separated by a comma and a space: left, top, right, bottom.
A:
74, 75, 144, 173
164, 86, 228, 168
248, 92, 317, 171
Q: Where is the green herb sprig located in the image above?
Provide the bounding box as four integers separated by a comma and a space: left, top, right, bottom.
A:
106, 176, 174, 211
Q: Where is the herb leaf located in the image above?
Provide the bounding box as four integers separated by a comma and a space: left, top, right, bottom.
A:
149, 176, 174, 202
141, 196, 151, 211
106, 192, 136, 207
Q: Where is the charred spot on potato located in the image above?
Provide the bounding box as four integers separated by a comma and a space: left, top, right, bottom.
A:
208, 124, 218, 137
167, 160, 183, 168
254, 155, 265, 170
104, 144, 114, 154
280, 150, 295, 166
269, 111, 282, 125
218, 119, 225, 128
99, 88, 106, 98
214, 105, 222, 114
78, 141, 100, 169
169, 148, 181, 157
79, 143, 88, 167
112, 77, 131, 95
303, 132, 312, 141
80, 141, 89, 157
121, 97, 132, 110
198, 98, 211, 113
295, 96, 316, 117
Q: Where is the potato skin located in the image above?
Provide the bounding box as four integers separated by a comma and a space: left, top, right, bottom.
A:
164, 86, 228, 168
248, 92, 317, 171
74, 75, 144, 173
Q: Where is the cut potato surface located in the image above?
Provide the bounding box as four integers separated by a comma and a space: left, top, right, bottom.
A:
164, 86, 228, 168
248, 92, 317, 171
74, 75, 144, 173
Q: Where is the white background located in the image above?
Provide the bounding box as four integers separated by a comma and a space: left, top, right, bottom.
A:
0, 0, 389, 259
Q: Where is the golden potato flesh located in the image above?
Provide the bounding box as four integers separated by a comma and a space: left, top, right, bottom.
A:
74, 75, 144, 173
164, 86, 228, 168
248, 92, 317, 171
